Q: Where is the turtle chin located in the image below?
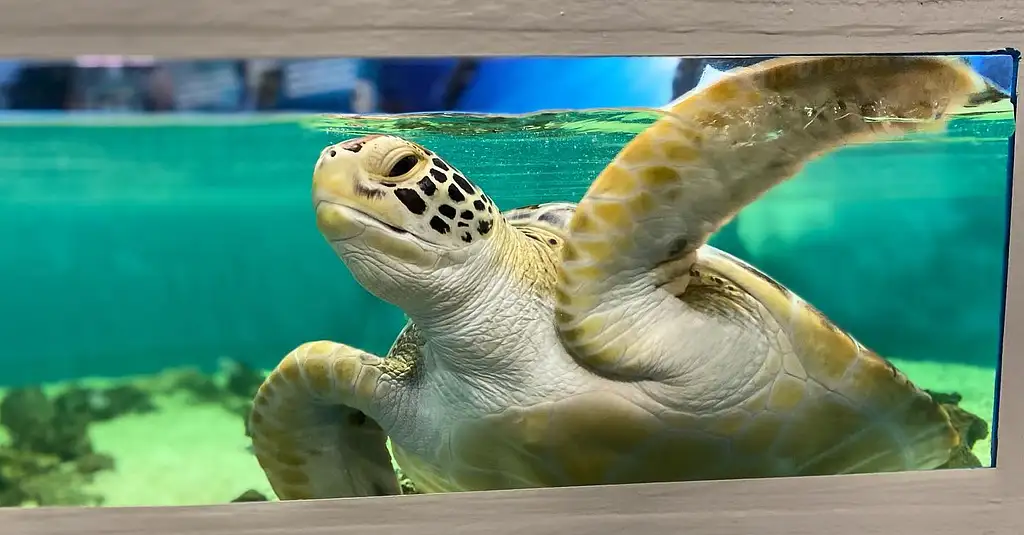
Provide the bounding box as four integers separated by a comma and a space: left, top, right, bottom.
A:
318, 203, 480, 312
338, 244, 480, 316
316, 201, 443, 268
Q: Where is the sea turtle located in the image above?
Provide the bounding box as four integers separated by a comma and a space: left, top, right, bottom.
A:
248, 55, 1003, 500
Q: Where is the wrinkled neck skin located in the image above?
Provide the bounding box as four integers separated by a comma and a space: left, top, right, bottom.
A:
335, 215, 567, 399
411, 218, 564, 388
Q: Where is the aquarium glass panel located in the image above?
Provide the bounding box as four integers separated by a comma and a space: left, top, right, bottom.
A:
0, 53, 1016, 507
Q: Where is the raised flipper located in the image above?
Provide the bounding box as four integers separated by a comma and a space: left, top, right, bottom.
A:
554, 55, 1006, 379
248, 340, 401, 500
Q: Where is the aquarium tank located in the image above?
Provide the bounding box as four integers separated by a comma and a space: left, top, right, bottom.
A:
0, 53, 1016, 507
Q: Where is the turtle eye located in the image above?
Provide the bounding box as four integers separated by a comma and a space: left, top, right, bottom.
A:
386, 154, 418, 178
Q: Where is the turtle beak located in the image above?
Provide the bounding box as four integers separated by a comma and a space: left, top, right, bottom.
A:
313, 144, 362, 204
313, 143, 373, 241
313, 135, 389, 205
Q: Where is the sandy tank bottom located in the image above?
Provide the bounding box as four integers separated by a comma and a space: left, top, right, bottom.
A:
0, 356, 999, 508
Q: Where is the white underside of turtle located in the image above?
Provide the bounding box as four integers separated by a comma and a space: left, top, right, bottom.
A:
247, 55, 1004, 500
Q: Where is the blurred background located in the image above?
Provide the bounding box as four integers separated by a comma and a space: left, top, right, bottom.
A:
0, 56, 691, 114
1, 55, 1010, 115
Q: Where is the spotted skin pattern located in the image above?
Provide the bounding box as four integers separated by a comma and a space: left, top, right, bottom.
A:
410, 152, 498, 244
250, 56, 998, 500
313, 134, 498, 249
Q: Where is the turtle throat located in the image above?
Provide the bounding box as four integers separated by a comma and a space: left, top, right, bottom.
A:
404, 215, 561, 379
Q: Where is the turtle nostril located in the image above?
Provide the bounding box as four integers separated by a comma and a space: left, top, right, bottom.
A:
329, 149, 337, 158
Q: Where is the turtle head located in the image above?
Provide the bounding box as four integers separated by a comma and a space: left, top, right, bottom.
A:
312, 134, 508, 310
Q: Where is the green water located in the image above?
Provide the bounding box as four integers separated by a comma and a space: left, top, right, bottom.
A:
0, 102, 1014, 507
0, 105, 1014, 387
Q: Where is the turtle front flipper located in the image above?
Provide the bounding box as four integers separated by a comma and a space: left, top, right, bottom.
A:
555, 55, 1005, 380
248, 341, 401, 500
